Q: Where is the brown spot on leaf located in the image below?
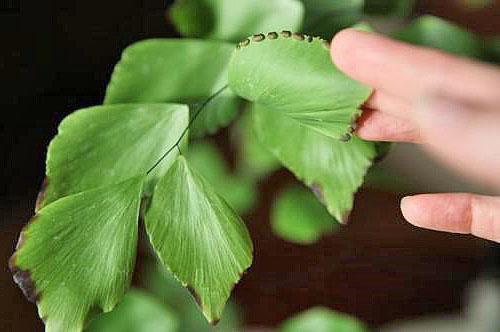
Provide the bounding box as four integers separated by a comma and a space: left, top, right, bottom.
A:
35, 177, 49, 212
292, 32, 304, 41
267, 31, 278, 39
339, 133, 352, 142
280, 30, 291, 38
311, 183, 325, 204
185, 266, 251, 326
14, 215, 38, 250
9, 214, 42, 304
252, 33, 265, 42
186, 285, 202, 307
9, 258, 39, 303
239, 39, 250, 47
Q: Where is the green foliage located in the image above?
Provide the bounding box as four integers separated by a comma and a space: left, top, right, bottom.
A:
170, 0, 304, 42
231, 107, 281, 180
228, 33, 377, 222
254, 104, 377, 223
228, 33, 371, 140
144, 157, 253, 323
395, 16, 500, 65
395, 15, 484, 58
10, 177, 144, 332
301, 0, 364, 39
104, 39, 239, 137
272, 184, 338, 244
186, 141, 257, 213
280, 307, 368, 332
38, 104, 188, 209
142, 262, 243, 332
364, 0, 415, 17
86, 290, 178, 332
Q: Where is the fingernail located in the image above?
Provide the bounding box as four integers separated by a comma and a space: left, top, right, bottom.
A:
400, 196, 416, 225
414, 95, 470, 135
400, 196, 411, 210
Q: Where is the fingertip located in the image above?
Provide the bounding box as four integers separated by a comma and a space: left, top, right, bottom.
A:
400, 194, 472, 234
331, 28, 396, 88
355, 123, 383, 141
400, 194, 443, 230
330, 28, 362, 75
354, 128, 373, 141
400, 195, 420, 227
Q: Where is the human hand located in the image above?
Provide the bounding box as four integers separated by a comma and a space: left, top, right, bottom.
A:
330, 28, 500, 243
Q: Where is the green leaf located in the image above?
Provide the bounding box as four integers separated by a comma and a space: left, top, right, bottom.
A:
271, 184, 338, 244
228, 33, 371, 140
232, 106, 281, 180
394, 15, 483, 58
142, 262, 243, 332
145, 156, 253, 324
301, 0, 364, 39
86, 289, 178, 332
170, 0, 304, 42
280, 307, 368, 332
186, 141, 257, 213
253, 104, 377, 222
104, 39, 240, 137
38, 103, 188, 209
10, 177, 144, 332
364, 0, 415, 17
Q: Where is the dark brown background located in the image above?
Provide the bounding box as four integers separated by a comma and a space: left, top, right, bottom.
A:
1, 0, 499, 331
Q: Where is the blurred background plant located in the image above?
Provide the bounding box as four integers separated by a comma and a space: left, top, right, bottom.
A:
1, 0, 499, 331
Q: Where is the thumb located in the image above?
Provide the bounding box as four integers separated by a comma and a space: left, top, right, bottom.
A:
413, 95, 500, 190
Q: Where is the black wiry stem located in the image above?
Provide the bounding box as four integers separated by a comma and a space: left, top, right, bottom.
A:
146, 85, 228, 175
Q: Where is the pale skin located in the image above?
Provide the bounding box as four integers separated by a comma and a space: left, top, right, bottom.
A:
330, 29, 500, 243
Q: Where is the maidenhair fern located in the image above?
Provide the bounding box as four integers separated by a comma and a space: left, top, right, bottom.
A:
10, 31, 376, 331
10, 0, 492, 329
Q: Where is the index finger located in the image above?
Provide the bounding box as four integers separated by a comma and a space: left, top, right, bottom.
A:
401, 193, 500, 243
330, 29, 500, 104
